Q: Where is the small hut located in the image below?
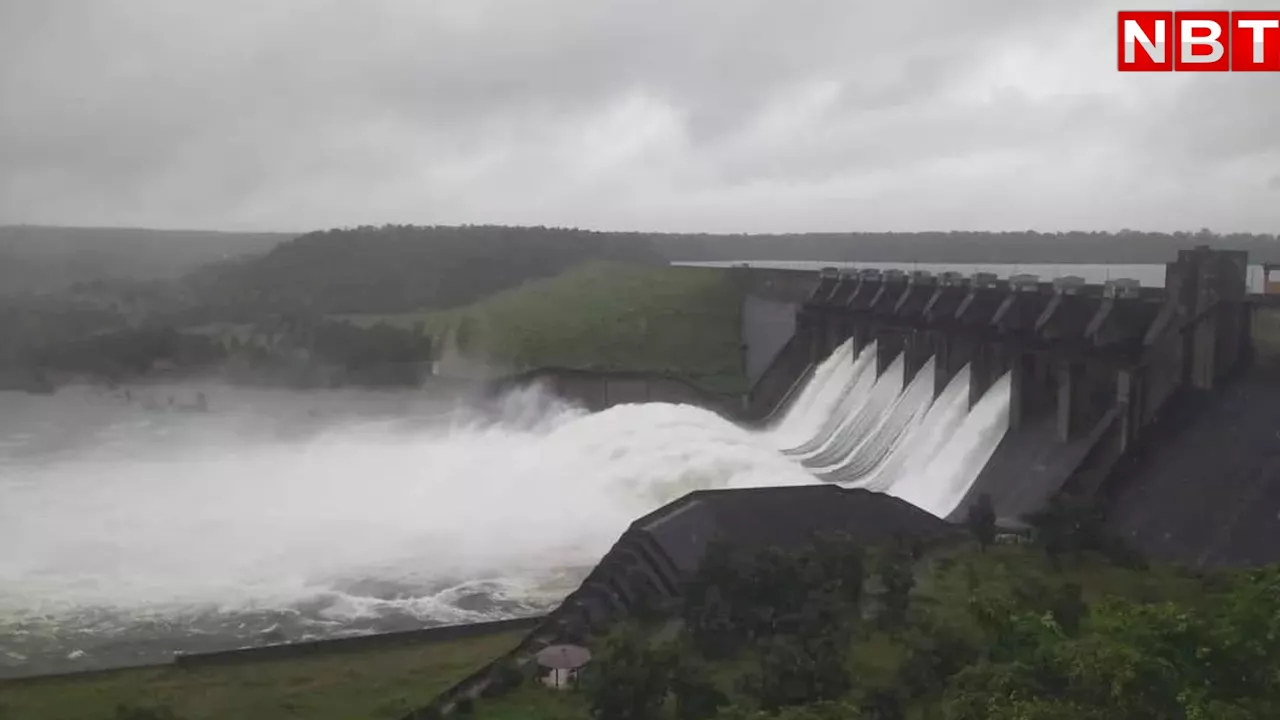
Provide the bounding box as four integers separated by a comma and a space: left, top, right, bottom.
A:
535, 644, 591, 690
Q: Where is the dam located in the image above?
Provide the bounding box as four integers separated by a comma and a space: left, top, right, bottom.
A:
511, 245, 1260, 534
753, 245, 1251, 525
401, 245, 1280, 716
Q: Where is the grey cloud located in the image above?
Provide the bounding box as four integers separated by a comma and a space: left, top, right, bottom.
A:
0, 0, 1277, 233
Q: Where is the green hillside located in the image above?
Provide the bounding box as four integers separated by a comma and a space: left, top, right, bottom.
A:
336, 261, 748, 393
185, 225, 666, 319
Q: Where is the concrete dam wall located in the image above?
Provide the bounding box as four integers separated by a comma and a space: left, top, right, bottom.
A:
1099, 301, 1280, 567
493, 247, 1275, 564
784, 246, 1252, 527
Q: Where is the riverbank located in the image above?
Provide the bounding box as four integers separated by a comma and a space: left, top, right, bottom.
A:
0, 625, 529, 720
5, 262, 752, 398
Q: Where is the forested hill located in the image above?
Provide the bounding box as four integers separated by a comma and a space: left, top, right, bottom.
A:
647, 229, 1280, 264
182, 224, 667, 318
10, 224, 1280, 315
9, 224, 1280, 300
0, 225, 291, 293
173, 227, 1280, 320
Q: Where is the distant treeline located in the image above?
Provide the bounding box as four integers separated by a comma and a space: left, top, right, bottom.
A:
165, 227, 1280, 322
0, 224, 289, 293
6, 224, 1280, 393
645, 229, 1280, 264
8, 317, 437, 390
8, 224, 1280, 310
180, 224, 666, 319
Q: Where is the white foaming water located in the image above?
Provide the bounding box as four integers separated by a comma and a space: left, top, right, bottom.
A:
796, 351, 904, 466
0, 385, 811, 631
814, 357, 936, 485
781, 343, 878, 457
857, 365, 973, 494
765, 339, 853, 446
763, 344, 1012, 518
3, 344, 1016, 674
888, 371, 1013, 517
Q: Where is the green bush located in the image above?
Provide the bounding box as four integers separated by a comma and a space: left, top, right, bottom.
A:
585, 632, 673, 720
480, 659, 525, 698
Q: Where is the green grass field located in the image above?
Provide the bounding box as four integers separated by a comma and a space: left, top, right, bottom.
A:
0, 631, 525, 720
334, 261, 748, 393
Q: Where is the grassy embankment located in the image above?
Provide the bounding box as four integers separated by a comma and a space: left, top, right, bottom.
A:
332, 261, 748, 394
0, 631, 523, 720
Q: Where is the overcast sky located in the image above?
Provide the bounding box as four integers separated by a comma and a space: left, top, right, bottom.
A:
1, 0, 1278, 234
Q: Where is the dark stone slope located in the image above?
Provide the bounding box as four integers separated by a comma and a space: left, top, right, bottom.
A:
1104, 369, 1280, 567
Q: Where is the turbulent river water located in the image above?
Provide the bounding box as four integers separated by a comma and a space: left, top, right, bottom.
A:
0, 343, 1013, 677
0, 381, 813, 677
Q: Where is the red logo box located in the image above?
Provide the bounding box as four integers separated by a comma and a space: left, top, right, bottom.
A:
1231, 11, 1280, 71
1119, 11, 1173, 71
1175, 10, 1231, 71
1119, 10, 1280, 71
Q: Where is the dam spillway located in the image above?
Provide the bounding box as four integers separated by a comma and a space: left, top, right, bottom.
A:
757, 341, 1012, 518
744, 245, 1254, 525
497, 245, 1256, 527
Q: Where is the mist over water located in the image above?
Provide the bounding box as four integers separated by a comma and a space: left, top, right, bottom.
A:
0, 383, 811, 675
1, 343, 1015, 677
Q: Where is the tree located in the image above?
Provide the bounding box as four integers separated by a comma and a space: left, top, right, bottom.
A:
966, 493, 998, 552
858, 685, 905, 720
1050, 582, 1088, 637
454, 315, 476, 353
717, 702, 866, 719
687, 584, 739, 659
1025, 496, 1070, 569
685, 538, 747, 659
876, 546, 915, 630
1025, 494, 1111, 569
586, 632, 674, 720
670, 654, 729, 720
896, 615, 981, 698
745, 635, 852, 712
809, 532, 865, 608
